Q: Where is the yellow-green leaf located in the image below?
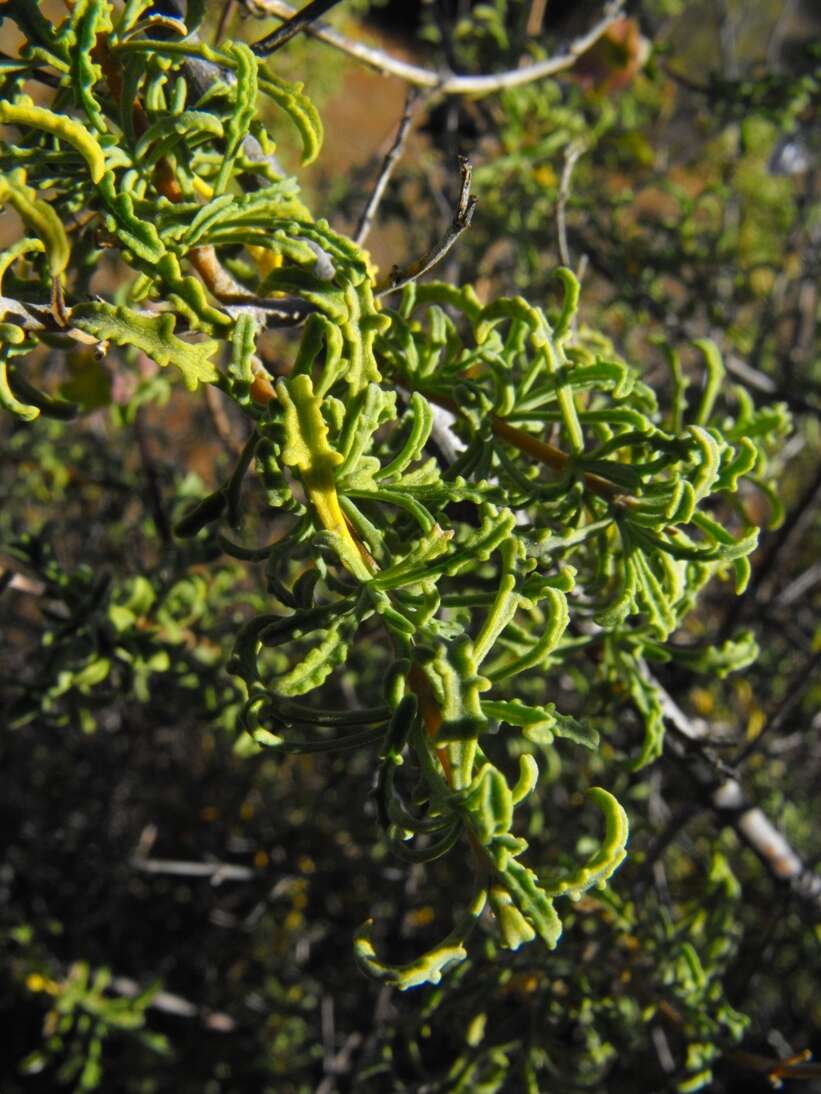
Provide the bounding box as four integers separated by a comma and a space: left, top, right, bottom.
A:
0, 97, 106, 184
71, 302, 220, 391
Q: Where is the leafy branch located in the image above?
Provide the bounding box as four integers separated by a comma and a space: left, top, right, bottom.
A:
0, 0, 790, 996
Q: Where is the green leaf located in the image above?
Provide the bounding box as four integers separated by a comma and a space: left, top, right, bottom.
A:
481, 698, 555, 740
0, 353, 39, 420
213, 42, 258, 193
486, 587, 569, 682
272, 615, 355, 697
71, 303, 220, 391
0, 96, 106, 183
0, 170, 70, 279
67, 0, 113, 134
544, 788, 629, 897
354, 890, 486, 991
488, 886, 536, 949
257, 71, 323, 165
691, 338, 725, 425
133, 110, 224, 169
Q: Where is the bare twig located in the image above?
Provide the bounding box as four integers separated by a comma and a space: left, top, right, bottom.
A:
246, 0, 625, 96
775, 560, 821, 608
0, 568, 46, 597
251, 0, 347, 57
377, 156, 476, 297
350, 985, 394, 1088
131, 855, 255, 884
556, 138, 587, 267
110, 975, 236, 1031
214, 0, 237, 44
134, 410, 171, 546
724, 352, 778, 395
427, 401, 466, 466
355, 89, 421, 246
526, 0, 548, 37
648, 671, 821, 917
651, 1025, 676, 1075
732, 649, 821, 769
726, 1049, 821, 1087
205, 383, 245, 456
315, 1032, 364, 1093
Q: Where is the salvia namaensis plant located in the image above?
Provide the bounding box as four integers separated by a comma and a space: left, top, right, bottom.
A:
0, 0, 789, 990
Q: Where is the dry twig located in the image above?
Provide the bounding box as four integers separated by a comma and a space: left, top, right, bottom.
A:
556, 138, 588, 268
648, 670, 821, 917
246, 0, 625, 96
251, 0, 346, 56
355, 89, 422, 247
377, 156, 476, 297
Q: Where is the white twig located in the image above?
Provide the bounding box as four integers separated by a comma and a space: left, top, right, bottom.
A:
428, 402, 465, 466
648, 670, 821, 916
775, 561, 821, 607
556, 138, 587, 267
725, 352, 778, 394
131, 855, 255, 885
247, 0, 625, 96
111, 976, 236, 1031
0, 567, 46, 596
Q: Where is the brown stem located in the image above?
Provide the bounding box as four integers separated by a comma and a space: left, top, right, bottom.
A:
397, 381, 630, 504
490, 415, 627, 501
407, 662, 454, 783
92, 36, 249, 302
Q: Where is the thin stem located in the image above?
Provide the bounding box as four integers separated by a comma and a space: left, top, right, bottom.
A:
408, 662, 454, 783
395, 379, 630, 504
134, 410, 171, 546
245, 0, 625, 96
205, 384, 244, 455
355, 89, 421, 247
214, 0, 237, 43
556, 138, 587, 268
377, 156, 476, 297
251, 0, 347, 57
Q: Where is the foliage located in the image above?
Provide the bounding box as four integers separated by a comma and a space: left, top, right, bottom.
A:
0, 1, 818, 1092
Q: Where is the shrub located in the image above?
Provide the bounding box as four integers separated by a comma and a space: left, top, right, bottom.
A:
1, 2, 817, 1091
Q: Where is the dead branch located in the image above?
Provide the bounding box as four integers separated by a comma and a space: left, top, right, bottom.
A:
246, 0, 625, 96
251, 0, 346, 57
377, 156, 476, 297
131, 855, 255, 885
355, 89, 422, 246
649, 671, 821, 917
110, 975, 236, 1032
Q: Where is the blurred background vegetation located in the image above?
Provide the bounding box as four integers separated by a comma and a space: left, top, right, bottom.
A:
1, 0, 819, 1091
